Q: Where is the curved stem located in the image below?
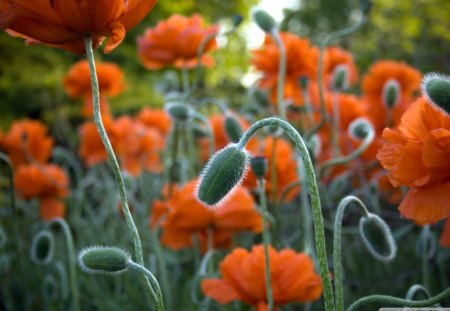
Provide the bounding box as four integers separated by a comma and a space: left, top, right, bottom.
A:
49, 218, 80, 311
83, 36, 155, 306
405, 284, 432, 301
127, 260, 164, 311
191, 112, 215, 158
237, 117, 335, 311
279, 180, 302, 206
191, 32, 218, 95
333, 196, 369, 311
272, 30, 287, 120
194, 97, 228, 113
346, 286, 450, 311
258, 179, 274, 310
319, 128, 375, 179
151, 224, 171, 310
305, 16, 367, 141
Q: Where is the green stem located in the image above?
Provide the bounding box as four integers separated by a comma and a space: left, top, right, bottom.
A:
346, 287, 450, 311
191, 112, 215, 157
181, 67, 190, 93
168, 122, 180, 196
127, 260, 164, 311
330, 91, 341, 156
258, 179, 274, 311
305, 16, 367, 141
271, 30, 287, 120
299, 160, 315, 258
237, 117, 335, 311
49, 218, 80, 311
151, 225, 171, 310
333, 196, 369, 311
83, 36, 156, 307
191, 32, 218, 95
405, 284, 432, 301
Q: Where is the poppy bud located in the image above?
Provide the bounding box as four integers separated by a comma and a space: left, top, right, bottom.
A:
192, 123, 208, 139
360, 0, 373, 15
348, 118, 372, 140
31, 230, 54, 265
251, 156, 268, 179
165, 100, 191, 121
196, 144, 249, 208
224, 113, 243, 143
359, 213, 397, 261
43, 274, 59, 301
298, 76, 309, 90
422, 73, 450, 114
332, 64, 350, 91
231, 14, 244, 28
252, 89, 270, 107
252, 9, 276, 33
382, 79, 401, 108
309, 135, 322, 159
78, 246, 130, 276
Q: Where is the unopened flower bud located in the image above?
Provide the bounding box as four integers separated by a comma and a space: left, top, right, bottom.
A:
78, 246, 130, 276
165, 100, 190, 121
299, 76, 309, 90
196, 144, 249, 208
31, 230, 54, 265
359, 213, 397, 261
332, 64, 350, 91
422, 73, 450, 115
382, 79, 401, 108
360, 0, 373, 15
251, 156, 267, 179
224, 113, 243, 143
192, 123, 208, 139
231, 14, 244, 28
252, 9, 276, 33
252, 88, 270, 107
43, 274, 58, 301
348, 118, 372, 140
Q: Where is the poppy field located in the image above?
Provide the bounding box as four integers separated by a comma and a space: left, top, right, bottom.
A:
0, 0, 449, 310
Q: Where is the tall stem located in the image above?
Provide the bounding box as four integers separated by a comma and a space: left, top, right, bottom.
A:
83, 36, 156, 306
258, 179, 274, 310
49, 218, 80, 311
272, 30, 287, 120
237, 117, 335, 311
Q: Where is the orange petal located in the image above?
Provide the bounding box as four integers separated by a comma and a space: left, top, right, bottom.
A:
201, 279, 241, 304
440, 218, 450, 248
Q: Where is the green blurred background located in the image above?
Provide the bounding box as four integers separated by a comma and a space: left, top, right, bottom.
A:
0, 0, 449, 128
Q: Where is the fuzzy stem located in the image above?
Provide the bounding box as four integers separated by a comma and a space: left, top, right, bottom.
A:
333, 196, 369, 311
49, 218, 80, 311
258, 179, 274, 310
83, 36, 157, 307
237, 117, 335, 311
347, 286, 450, 311
271, 30, 287, 120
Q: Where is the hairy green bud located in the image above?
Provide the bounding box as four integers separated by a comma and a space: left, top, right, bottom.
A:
348, 118, 372, 140
251, 156, 268, 179
332, 65, 349, 91
31, 230, 54, 265
252, 9, 276, 33
422, 73, 450, 115
359, 213, 397, 261
78, 246, 130, 276
382, 79, 401, 108
165, 100, 190, 121
224, 113, 243, 143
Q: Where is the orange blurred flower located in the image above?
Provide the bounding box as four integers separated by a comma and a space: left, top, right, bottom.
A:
14, 163, 68, 200
201, 245, 322, 310
137, 14, 218, 69
0, 119, 53, 168
441, 219, 450, 247
362, 60, 421, 133
323, 46, 358, 90
137, 107, 172, 136
252, 32, 317, 106
150, 180, 262, 252
39, 197, 66, 221
244, 137, 299, 202
377, 97, 450, 225
1, 0, 158, 54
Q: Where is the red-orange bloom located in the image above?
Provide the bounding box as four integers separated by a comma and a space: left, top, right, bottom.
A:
323, 46, 358, 90
441, 219, 450, 247
150, 180, 262, 251
377, 97, 450, 225
137, 107, 172, 136
201, 245, 322, 310
39, 197, 66, 221
0, 119, 53, 168
137, 14, 218, 69
252, 32, 317, 106
1, 0, 158, 54
362, 60, 421, 133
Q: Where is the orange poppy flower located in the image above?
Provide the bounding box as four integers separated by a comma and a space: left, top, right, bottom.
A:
244, 137, 299, 202
39, 197, 66, 221
377, 97, 450, 225
14, 163, 68, 200
149, 180, 262, 251
323, 46, 358, 90
252, 32, 317, 106
137, 14, 218, 69
1, 0, 158, 54
201, 245, 322, 310
137, 107, 172, 136
362, 60, 421, 133
0, 119, 53, 168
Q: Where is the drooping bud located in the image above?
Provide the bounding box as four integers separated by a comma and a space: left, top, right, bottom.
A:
78, 246, 130, 276
252, 9, 276, 33
224, 112, 243, 143
381, 79, 401, 108
231, 14, 244, 28
251, 156, 268, 179
309, 135, 322, 159
252, 88, 270, 107
192, 123, 208, 139
421, 73, 450, 115
299, 76, 309, 91
348, 117, 372, 140
196, 144, 249, 208
31, 230, 54, 265
359, 213, 397, 261
360, 0, 373, 15
43, 274, 59, 301
165, 100, 191, 121
332, 64, 350, 91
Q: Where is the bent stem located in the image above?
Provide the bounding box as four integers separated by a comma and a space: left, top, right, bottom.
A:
49, 218, 80, 311
83, 36, 157, 307
272, 30, 287, 120
258, 179, 274, 310
237, 117, 335, 311
333, 196, 369, 311
127, 260, 164, 311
